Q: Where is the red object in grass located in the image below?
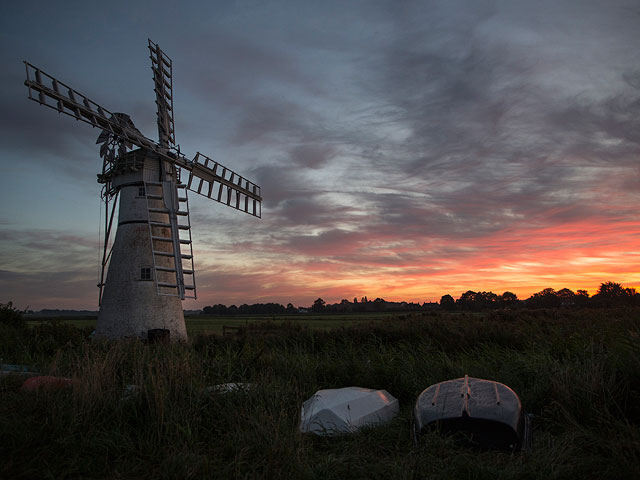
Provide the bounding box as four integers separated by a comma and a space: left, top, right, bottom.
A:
20, 376, 73, 392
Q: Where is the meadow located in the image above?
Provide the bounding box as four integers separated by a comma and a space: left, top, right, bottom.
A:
1, 308, 639, 479
25, 312, 401, 336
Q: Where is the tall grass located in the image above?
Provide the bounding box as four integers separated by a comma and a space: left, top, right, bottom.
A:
1, 308, 639, 479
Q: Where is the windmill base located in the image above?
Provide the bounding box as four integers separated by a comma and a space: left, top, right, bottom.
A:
96, 294, 187, 342
95, 185, 188, 342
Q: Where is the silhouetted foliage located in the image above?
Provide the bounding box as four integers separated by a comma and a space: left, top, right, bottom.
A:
203, 302, 287, 315
527, 288, 561, 309
199, 280, 638, 315
0, 302, 26, 330
593, 281, 639, 307
500, 291, 519, 307
312, 298, 326, 312
440, 294, 455, 311
576, 289, 590, 307
202, 304, 229, 315
456, 291, 500, 310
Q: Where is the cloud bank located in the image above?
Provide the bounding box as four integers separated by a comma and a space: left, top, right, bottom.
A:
1, 0, 638, 309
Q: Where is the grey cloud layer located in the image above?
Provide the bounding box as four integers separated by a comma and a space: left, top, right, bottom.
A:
1, 0, 638, 307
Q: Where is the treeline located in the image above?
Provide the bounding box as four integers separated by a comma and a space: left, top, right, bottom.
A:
202, 302, 295, 316
441, 281, 639, 311
201, 296, 433, 315
200, 281, 639, 315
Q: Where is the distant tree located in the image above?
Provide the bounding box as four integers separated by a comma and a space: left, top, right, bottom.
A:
456, 291, 499, 310
312, 298, 326, 312
456, 291, 477, 310
286, 303, 296, 313
500, 291, 519, 307
575, 289, 590, 307
537, 288, 557, 296
422, 302, 439, 310
528, 288, 560, 308
257, 303, 287, 314
202, 304, 227, 315
0, 301, 26, 330
335, 299, 353, 313
597, 282, 626, 298
353, 297, 358, 304
440, 294, 455, 311
556, 288, 576, 306
365, 298, 382, 311
593, 281, 637, 306
227, 305, 238, 315
479, 291, 499, 309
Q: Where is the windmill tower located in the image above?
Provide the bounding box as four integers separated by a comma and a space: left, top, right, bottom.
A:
23, 40, 262, 341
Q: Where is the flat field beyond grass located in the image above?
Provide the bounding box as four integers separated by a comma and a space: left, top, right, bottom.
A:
26, 312, 401, 335
2, 308, 639, 479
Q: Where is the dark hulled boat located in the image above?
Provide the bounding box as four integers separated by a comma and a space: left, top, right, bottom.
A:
413, 375, 532, 451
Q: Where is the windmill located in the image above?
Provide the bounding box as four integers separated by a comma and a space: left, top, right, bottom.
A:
23, 39, 262, 341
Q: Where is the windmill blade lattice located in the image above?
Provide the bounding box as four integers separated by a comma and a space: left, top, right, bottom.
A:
187, 152, 262, 218
24, 62, 158, 151
148, 39, 175, 148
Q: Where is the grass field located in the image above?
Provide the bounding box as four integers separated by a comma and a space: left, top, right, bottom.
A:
2, 308, 639, 479
26, 312, 402, 335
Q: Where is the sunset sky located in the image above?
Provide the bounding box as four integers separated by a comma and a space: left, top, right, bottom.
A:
1, 0, 639, 310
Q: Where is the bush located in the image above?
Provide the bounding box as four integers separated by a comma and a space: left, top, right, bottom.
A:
0, 314, 90, 364
28, 320, 90, 357
0, 302, 26, 330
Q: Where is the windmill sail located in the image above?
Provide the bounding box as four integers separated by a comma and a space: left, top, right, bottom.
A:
148, 39, 175, 148
23, 62, 157, 151
186, 152, 262, 218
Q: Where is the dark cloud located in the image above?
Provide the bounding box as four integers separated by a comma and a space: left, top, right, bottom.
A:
0, 269, 96, 309
0, 229, 97, 272
289, 144, 336, 169
0, 229, 98, 309
180, 29, 325, 102
0, 68, 139, 185
0, 73, 93, 157
229, 97, 315, 145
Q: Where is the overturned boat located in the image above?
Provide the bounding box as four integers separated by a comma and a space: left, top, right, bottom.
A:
300, 387, 399, 435
414, 375, 532, 451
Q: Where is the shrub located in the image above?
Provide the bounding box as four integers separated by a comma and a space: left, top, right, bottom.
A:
0, 302, 26, 330
28, 320, 89, 357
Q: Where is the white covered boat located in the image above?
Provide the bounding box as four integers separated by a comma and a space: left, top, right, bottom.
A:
300, 386, 399, 435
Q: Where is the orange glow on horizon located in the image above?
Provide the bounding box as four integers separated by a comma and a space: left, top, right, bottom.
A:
183, 216, 640, 308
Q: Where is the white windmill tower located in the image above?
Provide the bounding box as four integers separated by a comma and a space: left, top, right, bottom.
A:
23, 39, 262, 341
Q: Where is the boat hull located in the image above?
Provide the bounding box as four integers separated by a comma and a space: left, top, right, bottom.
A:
414, 375, 530, 451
